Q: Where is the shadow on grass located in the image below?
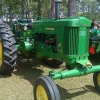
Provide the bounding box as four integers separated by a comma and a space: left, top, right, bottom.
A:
0, 56, 100, 100
13, 58, 46, 99
85, 85, 100, 95
0, 73, 12, 78
57, 84, 100, 100
57, 85, 89, 100
0, 58, 64, 99
13, 58, 44, 86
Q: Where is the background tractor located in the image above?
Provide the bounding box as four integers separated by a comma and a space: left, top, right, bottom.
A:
89, 23, 100, 57
0, 0, 100, 100
11, 18, 33, 58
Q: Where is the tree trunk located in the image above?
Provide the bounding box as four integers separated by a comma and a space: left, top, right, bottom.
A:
21, 0, 24, 18
67, 0, 77, 17
27, 0, 30, 18
37, 0, 41, 17
50, 0, 55, 18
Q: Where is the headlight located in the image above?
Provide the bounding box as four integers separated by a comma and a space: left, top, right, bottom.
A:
24, 26, 28, 30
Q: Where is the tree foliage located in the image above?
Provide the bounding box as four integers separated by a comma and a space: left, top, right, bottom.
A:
0, 0, 100, 21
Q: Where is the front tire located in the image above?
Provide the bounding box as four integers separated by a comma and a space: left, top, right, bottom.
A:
93, 72, 100, 93
0, 23, 17, 74
34, 75, 61, 100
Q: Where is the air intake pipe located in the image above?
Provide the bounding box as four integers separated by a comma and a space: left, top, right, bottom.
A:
55, 0, 62, 19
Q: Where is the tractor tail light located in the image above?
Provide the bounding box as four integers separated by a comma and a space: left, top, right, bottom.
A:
89, 46, 95, 54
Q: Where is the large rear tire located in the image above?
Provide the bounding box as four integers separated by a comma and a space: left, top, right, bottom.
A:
0, 23, 17, 74
93, 71, 100, 93
34, 75, 61, 100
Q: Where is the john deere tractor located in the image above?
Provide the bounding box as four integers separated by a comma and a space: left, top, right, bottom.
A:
0, 0, 100, 100
89, 24, 100, 56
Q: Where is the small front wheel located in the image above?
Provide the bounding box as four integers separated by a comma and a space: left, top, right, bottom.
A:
93, 72, 100, 93
34, 75, 61, 100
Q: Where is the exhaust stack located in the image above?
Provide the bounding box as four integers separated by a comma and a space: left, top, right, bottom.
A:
55, 0, 62, 19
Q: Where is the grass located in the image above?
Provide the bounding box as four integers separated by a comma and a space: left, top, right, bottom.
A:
0, 57, 100, 100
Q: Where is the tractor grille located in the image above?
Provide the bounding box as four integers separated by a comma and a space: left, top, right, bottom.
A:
63, 27, 78, 55
85, 28, 90, 53
63, 27, 89, 55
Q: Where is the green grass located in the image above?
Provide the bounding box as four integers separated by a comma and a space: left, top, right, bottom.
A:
0, 58, 100, 100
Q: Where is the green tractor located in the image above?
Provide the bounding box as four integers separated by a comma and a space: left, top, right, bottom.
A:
89, 24, 100, 56
12, 18, 34, 58
0, 0, 100, 100
12, 19, 33, 44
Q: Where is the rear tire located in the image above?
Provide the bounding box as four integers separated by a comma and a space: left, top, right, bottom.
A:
0, 23, 17, 74
34, 75, 61, 100
93, 72, 100, 93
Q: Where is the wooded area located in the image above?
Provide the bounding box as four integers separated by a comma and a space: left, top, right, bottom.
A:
0, 0, 100, 21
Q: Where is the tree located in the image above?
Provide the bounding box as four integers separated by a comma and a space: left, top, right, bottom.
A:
67, 0, 77, 16
78, 0, 100, 21
0, 0, 5, 17
37, 0, 41, 16
21, 0, 24, 18
0, 0, 100, 21
50, 0, 55, 18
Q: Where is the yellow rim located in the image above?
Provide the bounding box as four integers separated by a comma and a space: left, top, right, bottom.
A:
36, 85, 48, 100
97, 73, 100, 86
47, 58, 53, 60
0, 41, 3, 66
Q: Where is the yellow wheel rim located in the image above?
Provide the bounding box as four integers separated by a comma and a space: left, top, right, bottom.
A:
97, 73, 100, 86
47, 58, 53, 60
36, 85, 48, 100
0, 41, 3, 66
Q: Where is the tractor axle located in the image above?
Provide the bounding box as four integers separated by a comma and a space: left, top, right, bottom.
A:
49, 65, 100, 80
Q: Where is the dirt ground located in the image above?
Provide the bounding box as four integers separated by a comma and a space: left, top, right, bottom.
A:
0, 57, 100, 100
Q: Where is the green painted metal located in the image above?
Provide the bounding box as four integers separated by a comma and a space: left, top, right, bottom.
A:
33, 17, 91, 65
16, 45, 20, 50
12, 15, 100, 84
96, 42, 100, 53
22, 30, 33, 37
90, 28, 100, 37
33, 17, 90, 28
89, 27, 100, 54
12, 19, 33, 39
20, 41, 33, 53
49, 65, 100, 80
11, 18, 34, 57
21, 41, 32, 52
